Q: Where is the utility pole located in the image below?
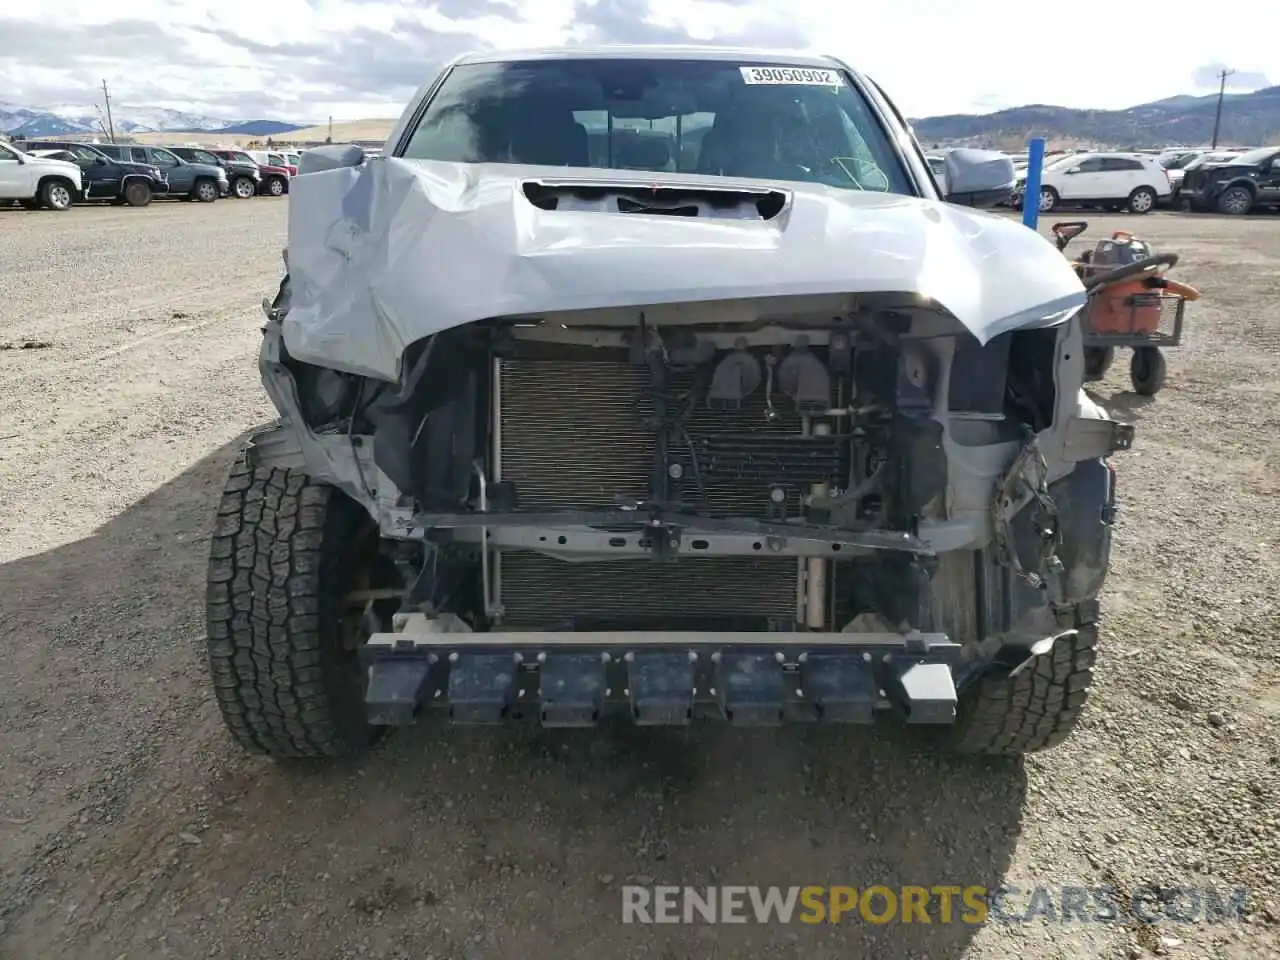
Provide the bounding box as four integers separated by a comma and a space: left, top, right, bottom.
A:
1211, 67, 1236, 148
100, 79, 117, 143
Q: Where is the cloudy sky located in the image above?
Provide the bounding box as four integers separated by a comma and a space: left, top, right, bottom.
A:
2, 0, 1274, 123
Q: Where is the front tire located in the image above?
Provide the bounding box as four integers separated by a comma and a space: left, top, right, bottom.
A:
206, 452, 384, 759
264, 175, 286, 197
193, 179, 219, 203
39, 179, 75, 211
123, 180, 152, 207
948, 618, 1098, 756
1126, 186, 1156, 214
1039, 186, 1059, 212
1216, 185, 1253, 216
232, 176, 257, 199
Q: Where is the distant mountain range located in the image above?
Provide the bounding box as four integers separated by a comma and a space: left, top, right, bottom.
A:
0, 102, 304, 138
911, 86, 1280, 149
7, 85, 1280, 148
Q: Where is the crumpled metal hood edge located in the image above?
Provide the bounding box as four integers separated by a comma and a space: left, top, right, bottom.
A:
282, 157, 1088, 381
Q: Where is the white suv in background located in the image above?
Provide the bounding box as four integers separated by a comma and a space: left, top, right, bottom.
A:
0, 140, 82, 210
1033, 152, 1172, 214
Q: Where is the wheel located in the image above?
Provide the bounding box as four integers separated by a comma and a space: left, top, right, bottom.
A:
193, 179, 219, 203
1215, 185, 1253, 216
232, 176, 257, 199
1126, 187, 1156, 214
1130, 346, 1167, 396
1039, 186, 1059, 212
206, 451, 388, 758
123, 180, 152, 207
1083, 346, 1115, 381
39, 179, 74, 211
948, 617, 1098, 756
265, 175, 286, 197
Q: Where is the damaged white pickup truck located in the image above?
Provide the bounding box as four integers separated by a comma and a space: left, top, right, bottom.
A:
205, 45, 1134, 759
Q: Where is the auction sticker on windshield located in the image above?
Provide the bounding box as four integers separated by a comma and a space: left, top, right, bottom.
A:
739, 66, 843, 86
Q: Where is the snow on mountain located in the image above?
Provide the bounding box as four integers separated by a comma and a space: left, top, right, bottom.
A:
0, 101, 304, 137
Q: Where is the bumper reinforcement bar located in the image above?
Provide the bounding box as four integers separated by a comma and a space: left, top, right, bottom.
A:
360, 629, 962, 729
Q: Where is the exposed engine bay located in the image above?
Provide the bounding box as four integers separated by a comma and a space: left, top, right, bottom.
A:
272, 293, 1074, 641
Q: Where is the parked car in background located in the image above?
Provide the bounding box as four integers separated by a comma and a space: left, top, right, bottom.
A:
269, 152, 296, 176
1182, 150, 1246, 170
1160, 149, 1243, 204
92, 144, 228, 201
1020, 152, 1171, 214
216, 149, 290, 196
167, 146, 261, 199
926, 154, 948, 195
1179, 146, 1280, 215
0, 141, 81, 210
246, 150, 296, 179
1157, 148, 1202, 169
12, 140, 168, 207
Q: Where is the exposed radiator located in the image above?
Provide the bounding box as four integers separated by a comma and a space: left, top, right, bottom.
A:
495, 356, 843, 515
493, 354, 841, 629
496, 552, 799, 630
496, 357, 651, 510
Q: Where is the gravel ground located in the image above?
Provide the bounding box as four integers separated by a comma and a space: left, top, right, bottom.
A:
0, 199, 1277, 960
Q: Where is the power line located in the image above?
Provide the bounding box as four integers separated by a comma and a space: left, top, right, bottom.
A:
1210, 67, 1236, 149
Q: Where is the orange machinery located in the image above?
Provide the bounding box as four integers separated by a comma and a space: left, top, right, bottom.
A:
1051, 223, 1200, 396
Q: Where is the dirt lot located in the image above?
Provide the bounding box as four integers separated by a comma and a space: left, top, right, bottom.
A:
0, 199, 1277, 960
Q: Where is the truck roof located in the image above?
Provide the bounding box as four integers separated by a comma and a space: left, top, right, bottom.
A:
452, 45, 842, 68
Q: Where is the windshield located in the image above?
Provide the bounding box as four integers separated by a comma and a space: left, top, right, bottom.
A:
401, 58, 912, 195
1162, 153, 1199, 170
45, 144, 103, 161
153, 148, 179, 164
1232, 147, 1278, 165
1189, 152, 1239, 168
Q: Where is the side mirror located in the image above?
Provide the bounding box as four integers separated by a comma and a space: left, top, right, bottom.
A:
943, 148, 1015, 208
297, 143, 366, 175
95, 157, 107, 165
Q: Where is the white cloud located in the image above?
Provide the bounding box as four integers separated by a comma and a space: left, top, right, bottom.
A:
0, 0, 1274, 122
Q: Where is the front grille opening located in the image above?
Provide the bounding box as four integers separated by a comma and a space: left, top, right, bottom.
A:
521, 181, 788, 220
617, 195, 699, 216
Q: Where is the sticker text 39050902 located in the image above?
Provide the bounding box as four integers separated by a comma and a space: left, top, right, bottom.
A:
739, 66, 843, 86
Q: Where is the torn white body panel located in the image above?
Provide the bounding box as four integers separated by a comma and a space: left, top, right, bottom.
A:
282, 157, 1087, 381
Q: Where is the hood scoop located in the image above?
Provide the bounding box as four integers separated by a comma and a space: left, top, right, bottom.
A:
521, 179, 788, 221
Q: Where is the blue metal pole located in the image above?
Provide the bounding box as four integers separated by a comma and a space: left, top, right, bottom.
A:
1022, 137, 1046, 230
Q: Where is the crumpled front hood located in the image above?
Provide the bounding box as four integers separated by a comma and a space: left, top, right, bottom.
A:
33, 157, 81, 177
283, 157, 1086, 381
